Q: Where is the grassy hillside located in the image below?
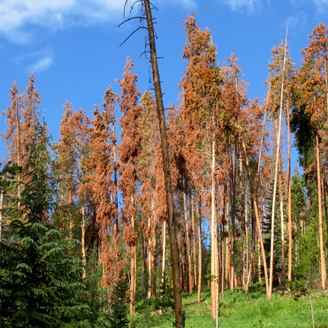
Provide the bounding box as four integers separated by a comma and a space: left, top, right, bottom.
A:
130, 286, 328, 328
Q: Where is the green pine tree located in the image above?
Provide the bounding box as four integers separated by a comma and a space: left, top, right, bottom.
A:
0, 122, 87, 327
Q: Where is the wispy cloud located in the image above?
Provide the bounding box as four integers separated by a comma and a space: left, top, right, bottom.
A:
0, 0, 123, 43
217, 0, 262, 13
28, 55, 54, 74
14, 47, 54, 74
286, 11, 307, 30
160, 0, 197, 8
313, 0, 328, 12
0, 0, 196, 44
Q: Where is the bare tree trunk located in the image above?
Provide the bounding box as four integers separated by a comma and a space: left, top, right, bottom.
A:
225, 221, 230, 288
242, 141, 269, 298
258, 203, 263, 283
196, 192, 202, 303
143, 1, 183, 325
211, 138, 219, 319
279, 155, 286, 288
243, 166, 249, 290
148, 213, 152, 299
268, 26, 288, 301
162, 220, 167, 278
230, 147, 236, 292
81, 206, 86, 281
287, 101, 293, 282
183, 185, 193, 294
130, 201, 137, 314
316, 135, 327, 290
191, 191, 197, 292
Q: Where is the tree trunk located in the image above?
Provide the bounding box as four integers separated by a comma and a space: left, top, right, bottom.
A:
196, 192, 202, 303
230, 147, 236, 292
183, 184, 193, 294
225, 221, 230, 288
143, 1, 183, 325
243, 165, 248, 290
130, 205, 137, 314
242, 140, 269, 298
81, 206, 86, 281
316, 135, 327, 290
211, 138, 219, 319
279, 155, 286, 288
287, 101, 293, 282
268, 26, 288, 301
191, 191, 197, 292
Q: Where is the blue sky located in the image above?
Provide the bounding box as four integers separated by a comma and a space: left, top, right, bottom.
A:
0, 0, 327, 171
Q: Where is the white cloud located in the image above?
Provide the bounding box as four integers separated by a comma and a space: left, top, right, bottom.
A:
0, 0, 124, 43
159, 0, 197, 8
14, 47, 54, 73
28, 55, 54, 74
313, 0, 328, 11
218, 0, 262, 13
286, 11, 307, 30
0, 0, 197, 43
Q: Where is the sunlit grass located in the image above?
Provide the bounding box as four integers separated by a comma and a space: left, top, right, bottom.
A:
133, 287, 328, 328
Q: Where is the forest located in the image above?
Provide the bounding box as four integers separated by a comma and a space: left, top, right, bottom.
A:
1, 1, 328, 327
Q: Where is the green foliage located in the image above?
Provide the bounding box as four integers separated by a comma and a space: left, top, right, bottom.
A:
108, 272, 129, 328
0, 123, 87, 327
295, 220, 320, 281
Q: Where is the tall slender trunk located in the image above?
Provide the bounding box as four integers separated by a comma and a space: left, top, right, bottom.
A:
143, 1, 183, 325
225, 219, 231, 288
113, 137, 119, 232
161, 220, 167, 278
149, 198, 157, 298
258, 203, 263, 283
316, 135, 327, 290
130, 200, 137, 314
211, 138, 219, 319
81, 206, 86, 280
183, 185, 193, 294
242, 140, 269, 298
196, 192, 202, 303
191, 191, 197, 291
243, 173, 249, 290
268, 26, 288, 301
230, 147, 236, 292
148, 210, 152, 299
287, 101, 292, 282
279, 155, 286, 288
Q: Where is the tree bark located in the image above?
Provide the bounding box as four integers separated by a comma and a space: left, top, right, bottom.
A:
183, 185, 193, 294
316, 135, 327, 290
279, 155, 286, 288
143, 1, 183, 325
211, 138, 219, 319
242, 141, 269, 298
81, 206, 86, 281
287, 101, 292, 282
191, 191, 197, 292
268, 26, 288, 301
130, 198, 137, 314
196, 192, 202, 303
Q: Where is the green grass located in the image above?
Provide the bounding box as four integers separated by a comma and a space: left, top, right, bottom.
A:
131, 287, 328, 327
